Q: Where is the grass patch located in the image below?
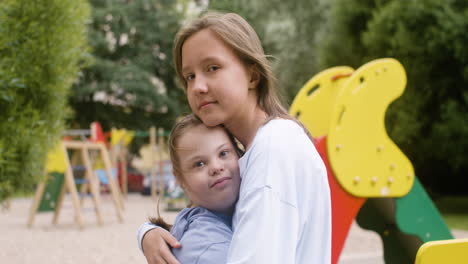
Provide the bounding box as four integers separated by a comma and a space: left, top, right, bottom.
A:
433, 196, 468, 231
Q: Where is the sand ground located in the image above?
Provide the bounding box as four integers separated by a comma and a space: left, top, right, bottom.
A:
1, 193, 466, 264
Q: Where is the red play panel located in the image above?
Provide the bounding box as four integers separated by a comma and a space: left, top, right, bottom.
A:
315, 136, 366, 264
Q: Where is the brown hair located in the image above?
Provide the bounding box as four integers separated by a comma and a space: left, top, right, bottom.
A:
173, 12, 313, 140
168, 114, 203, 184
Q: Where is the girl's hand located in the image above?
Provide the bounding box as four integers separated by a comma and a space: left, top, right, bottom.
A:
142, 228, 181, 264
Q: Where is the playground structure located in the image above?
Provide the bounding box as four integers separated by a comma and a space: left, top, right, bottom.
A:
27, 140, 124, 229
290, 58, 466, 263
415, 238, 468, 264
28, 120, 180, 229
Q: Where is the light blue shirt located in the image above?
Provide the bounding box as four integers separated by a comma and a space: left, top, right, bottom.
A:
172, 207, 232, 264
138, 207, 232, 264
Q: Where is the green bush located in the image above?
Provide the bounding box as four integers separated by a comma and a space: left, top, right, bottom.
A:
362, 0, 468, 194
0, 0, 91, 201
317, 0, 468, 195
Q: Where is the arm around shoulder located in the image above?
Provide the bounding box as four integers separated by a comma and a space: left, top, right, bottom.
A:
137, 222, 159, 252
138, 223, 182, 264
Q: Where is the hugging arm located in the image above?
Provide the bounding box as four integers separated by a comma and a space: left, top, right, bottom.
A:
137, 222, 181, 264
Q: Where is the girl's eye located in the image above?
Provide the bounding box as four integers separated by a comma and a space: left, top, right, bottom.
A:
185, 74, 195, 82
194, 161, 205, 168
219, 150, 229, 157
207, 65, 219, 72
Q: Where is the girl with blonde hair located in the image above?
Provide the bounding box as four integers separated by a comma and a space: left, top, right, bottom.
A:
137, 12, 331, 264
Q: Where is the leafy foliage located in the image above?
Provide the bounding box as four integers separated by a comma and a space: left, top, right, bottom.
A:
0, 0, 91, 200
317, 0, 468, 195
70, 0, 189, 132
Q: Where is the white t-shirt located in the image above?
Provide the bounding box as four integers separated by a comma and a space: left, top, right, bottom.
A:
137, 119, 331, 263
226, 119, 331, 264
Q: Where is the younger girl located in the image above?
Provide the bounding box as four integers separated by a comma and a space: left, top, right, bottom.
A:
139, 114, 242, 263
139, 12, 331, 264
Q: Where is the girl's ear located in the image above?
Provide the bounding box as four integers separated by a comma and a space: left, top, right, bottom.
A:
173, 170, 185, 189
248, 65, 260, 90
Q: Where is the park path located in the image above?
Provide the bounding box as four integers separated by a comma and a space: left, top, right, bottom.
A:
1, 194, 467, 263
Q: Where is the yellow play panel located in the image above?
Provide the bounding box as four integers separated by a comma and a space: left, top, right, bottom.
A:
289, 66, 354, 138
45, 142, 67, 173
415, 239, 468, 264
327, 58, 415, 198
111, 128, 134, 146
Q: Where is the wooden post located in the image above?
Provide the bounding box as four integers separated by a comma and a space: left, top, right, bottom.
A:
98, 143, 125, 220
110, 127, 119, 167
158, 128, 165, 199
27, 181, 46, 227
110, 127, 127, 198
60, 143, 84, 229
150, 126, 157, 199
79, 180, 88, 207
120, 146, 128, 197
52, 179, 66, 225
81, 146, 103, 225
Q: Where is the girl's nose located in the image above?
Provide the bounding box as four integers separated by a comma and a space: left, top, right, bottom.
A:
192, 76, 208, 94
209, 161, 224, 176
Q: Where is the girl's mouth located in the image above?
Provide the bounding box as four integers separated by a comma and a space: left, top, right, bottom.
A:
210, 177, 231, 188
199, 101, 216, 110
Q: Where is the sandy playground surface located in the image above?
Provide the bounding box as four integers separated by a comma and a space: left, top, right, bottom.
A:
1, 193, 467, 264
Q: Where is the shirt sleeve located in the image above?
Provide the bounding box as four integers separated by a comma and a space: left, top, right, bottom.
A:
196, 241, 231, 264
136, 222, 159, 252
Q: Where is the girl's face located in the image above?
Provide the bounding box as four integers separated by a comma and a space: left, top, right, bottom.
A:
181, 29, 258, 127
176, 124, 240, 214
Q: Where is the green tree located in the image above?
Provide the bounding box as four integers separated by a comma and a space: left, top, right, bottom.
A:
0, 0, 91, 200
318, 0, 468, 195
70, 0, 188, 132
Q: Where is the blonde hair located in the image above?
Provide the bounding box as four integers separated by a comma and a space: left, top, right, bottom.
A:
173, 12, 313, 142
173, 12, 291, 121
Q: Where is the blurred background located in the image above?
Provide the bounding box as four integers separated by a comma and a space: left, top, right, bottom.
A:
0, 0, 467, 262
